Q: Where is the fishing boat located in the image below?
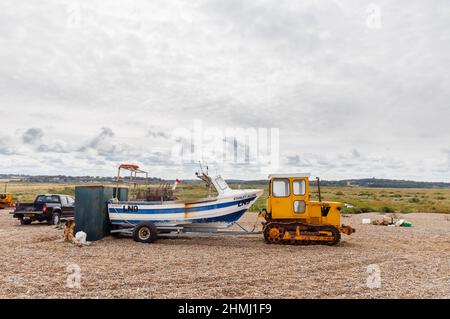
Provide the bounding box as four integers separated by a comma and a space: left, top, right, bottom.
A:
107, 165, 263, 230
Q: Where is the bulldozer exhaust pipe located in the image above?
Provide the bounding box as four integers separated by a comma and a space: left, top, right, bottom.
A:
316, 177, 322, 202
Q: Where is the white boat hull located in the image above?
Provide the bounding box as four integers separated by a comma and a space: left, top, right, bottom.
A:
108, 190, 262, 228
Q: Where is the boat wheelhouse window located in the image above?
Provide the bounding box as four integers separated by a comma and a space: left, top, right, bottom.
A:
272, 179, 290, 197
293, 180, 306, 195
215, 176, 228, 190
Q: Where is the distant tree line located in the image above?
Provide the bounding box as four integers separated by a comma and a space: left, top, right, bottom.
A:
310, 178, 450, 188
229, 178, 450, 189
0, 174, 163, 184
1, 174, 449, 188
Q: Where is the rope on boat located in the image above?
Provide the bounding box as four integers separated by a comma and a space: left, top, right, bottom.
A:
110, 204, 136, 228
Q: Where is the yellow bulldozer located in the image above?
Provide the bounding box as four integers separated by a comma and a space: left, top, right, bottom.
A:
261, 174, 355, 245
0, 182, 14, 209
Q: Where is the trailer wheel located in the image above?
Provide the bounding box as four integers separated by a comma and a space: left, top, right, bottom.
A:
48, 212, 61, 225
133, 222, 158, 243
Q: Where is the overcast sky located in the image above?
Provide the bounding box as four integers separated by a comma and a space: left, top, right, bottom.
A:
0, 0, 449, 181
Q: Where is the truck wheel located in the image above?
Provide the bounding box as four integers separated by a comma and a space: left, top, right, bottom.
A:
133, 222, 158, 243
48, 212, 61, 225
20, 219, 31, 225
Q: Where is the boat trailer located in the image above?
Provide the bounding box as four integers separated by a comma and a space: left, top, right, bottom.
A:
110, 221, 262, 238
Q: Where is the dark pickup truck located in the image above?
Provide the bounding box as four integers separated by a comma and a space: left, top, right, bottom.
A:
12, 194, 75, 225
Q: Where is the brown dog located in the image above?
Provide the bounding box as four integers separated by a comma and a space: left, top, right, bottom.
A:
64, 220, 75, 242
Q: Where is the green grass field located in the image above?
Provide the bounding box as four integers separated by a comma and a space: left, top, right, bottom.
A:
3, 182, 450, 214
231, 184, 450, 214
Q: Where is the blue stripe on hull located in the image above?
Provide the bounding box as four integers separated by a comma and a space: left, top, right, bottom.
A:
110, 209, 248, 225
109, 197, 256, 214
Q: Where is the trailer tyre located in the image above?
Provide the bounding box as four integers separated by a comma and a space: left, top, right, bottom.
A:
133, 222, 158, 243
48, 212, 61, 225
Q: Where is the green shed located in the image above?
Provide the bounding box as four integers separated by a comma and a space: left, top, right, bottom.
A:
74, 186, 128, 241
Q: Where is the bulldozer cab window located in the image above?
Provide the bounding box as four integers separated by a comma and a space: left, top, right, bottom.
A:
272, 179, 290, 197
294, 200, 306, 213
293, 180, 306, 195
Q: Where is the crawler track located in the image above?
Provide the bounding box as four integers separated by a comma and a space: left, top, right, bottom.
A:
263, 222, 341, 245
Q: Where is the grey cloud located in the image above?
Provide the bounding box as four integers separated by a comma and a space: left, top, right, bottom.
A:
22, 128, 78, 155
286, 155, 312, 167
37, 142, 70, 154
202, 0, 324, 51
22, 128, 44, 144
139, 151, 171, 165
316, 158, 336, 168
77, 127, 131, 162
87, 127, 115, 149
351, 149, 361, 158
45, 157, 64, 165
0, 143, 16, 155
147, 129, 170, 139
284, 151, 407, 176
337, 149, 363, 161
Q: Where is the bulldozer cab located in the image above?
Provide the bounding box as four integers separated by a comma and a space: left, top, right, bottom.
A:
268, 174, 311, 219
